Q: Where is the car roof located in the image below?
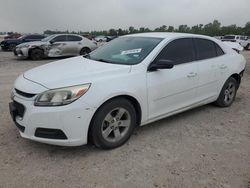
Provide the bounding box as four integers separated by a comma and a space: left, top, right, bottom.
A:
52, 34, 83, 37
125, 32, 215, 40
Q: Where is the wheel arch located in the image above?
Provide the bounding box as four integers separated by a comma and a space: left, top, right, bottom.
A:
87, 94, 142, 143
79, 46, 91, 54
230, 73, 241, 88
28, 47, 44, 57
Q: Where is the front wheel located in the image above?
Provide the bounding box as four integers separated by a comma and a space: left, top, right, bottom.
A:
214, 77, 238, 107
30, 49, 44, 60
90, 98, 137, 149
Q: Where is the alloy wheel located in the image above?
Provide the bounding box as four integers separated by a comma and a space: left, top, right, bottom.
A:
101, 107, 131, 143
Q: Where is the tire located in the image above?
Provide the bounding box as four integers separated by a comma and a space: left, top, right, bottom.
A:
8, 44, 16, 51
30, 49, 44, 60
245, 44, 250, 51
214, 77, 238, 107
80, 47, 91, 56
90, 98, 137, 149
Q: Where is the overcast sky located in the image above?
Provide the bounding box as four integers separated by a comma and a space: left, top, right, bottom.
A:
0, 0, 249, 33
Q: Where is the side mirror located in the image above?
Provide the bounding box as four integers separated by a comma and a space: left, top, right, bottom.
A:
50, 40, 55, 44
148, 59, 174, 71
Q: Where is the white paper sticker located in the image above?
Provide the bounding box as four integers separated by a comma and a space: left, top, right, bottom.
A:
121, 48, 142, 55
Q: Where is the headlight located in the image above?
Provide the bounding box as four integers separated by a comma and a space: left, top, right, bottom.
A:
34, 84, 91, 106
19, 44, 36, 48
21, 44, 31, 48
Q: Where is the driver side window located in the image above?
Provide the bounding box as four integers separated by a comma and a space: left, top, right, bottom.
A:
156, 38, 195, 65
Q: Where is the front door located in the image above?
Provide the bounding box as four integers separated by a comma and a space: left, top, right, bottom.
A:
147, 38, 199, 120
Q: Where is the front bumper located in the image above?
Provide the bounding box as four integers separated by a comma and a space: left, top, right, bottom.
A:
0, 43, 8, 50
9, 91, 96, 146
14, 47, 29, 58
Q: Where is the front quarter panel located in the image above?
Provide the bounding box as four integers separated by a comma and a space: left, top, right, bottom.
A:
78, 64, 148, 124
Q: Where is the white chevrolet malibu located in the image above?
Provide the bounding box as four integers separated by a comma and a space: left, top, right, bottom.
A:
9, 33, 246, 149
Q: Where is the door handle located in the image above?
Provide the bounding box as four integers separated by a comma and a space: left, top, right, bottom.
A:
187, 72, 197, 78
220, 65, 227, 69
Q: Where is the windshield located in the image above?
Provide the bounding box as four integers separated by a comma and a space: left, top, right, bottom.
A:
41, 35, 56, 42
17, 35, 26, 40
87, 37, 163, 65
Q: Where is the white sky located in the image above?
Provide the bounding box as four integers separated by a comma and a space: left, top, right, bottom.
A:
0, 0, 249, 33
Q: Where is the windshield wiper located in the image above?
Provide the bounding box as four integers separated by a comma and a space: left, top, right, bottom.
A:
83, 54, 90, 58
96, 59, 111, 63
83, 55, 116, 64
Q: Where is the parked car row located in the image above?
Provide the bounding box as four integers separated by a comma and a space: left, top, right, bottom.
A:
0, 33, 118, 60
0, 34, 45, 51
14, 34, 97, 60
94, 35, 117, 42
4, 32, 22, 40
220, 35, 250, 50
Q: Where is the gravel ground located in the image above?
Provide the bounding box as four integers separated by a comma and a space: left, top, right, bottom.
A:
0, 50, 249, 188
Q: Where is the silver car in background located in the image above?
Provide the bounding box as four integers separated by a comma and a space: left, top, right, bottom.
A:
14, 34, 97, 60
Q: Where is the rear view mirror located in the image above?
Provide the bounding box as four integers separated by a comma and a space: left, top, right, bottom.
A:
148, 59, 174, 71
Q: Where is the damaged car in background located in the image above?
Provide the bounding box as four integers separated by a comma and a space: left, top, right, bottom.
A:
14, 34, 97, 60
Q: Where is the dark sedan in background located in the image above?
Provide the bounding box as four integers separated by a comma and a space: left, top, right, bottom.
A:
0, 34, 45, 51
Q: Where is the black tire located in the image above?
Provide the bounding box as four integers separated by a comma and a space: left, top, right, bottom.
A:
214, 77, 238, 107
80, 47, 91, 56
1, 47, 8, 51
245, 44, 250, 51
90, 98, 137, 149
8, 44, 16, 51
30, 49, 44, 60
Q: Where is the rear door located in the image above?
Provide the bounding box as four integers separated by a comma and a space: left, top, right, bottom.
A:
50, 35, 68, 56
65, 35, 83, 55
147, 38, 199, 119
194, 38, 225, 101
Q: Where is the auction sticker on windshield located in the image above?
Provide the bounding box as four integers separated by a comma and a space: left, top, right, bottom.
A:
121, 48, 142, 55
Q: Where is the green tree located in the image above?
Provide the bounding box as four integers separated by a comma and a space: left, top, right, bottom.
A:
167, 26, 174, 32
244, 22, 250, 36
109, 29, 117, 36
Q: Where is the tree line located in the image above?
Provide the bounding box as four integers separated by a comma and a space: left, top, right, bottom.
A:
2, 20, 250, 37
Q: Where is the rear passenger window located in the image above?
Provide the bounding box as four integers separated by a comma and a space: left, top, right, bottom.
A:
67, 35, 82, 41
194, 39, 217, 60
215, 43, 224, 56
156, 38, 195, 64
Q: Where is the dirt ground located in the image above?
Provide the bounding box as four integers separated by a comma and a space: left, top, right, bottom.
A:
0, 50, 249, 188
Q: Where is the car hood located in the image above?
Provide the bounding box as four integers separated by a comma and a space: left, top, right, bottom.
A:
17, 41, 46, 47
23, 56, 131, 89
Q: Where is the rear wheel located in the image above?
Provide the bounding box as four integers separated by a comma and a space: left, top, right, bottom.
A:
8, 44, 16, 51
214, 77, 238, 107
80, 47, 91, 56
30, 49, 44, 60
90, 98, 137, 149
245, 44, 250, 50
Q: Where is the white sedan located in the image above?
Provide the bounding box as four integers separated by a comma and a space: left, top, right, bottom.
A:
9, 33, 246, 149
